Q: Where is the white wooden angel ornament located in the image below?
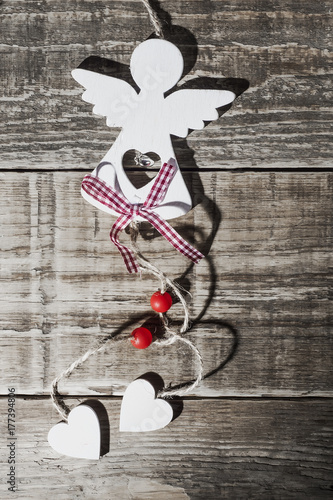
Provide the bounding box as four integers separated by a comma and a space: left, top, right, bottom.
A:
72, 38, 236, 273
49, 39, 234, 459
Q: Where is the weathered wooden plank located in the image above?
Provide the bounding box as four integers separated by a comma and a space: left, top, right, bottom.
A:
0, 1, 332, 169
0, 171, 331, 396
1, 1, 331, 497
2, 1, 331, 48
0, 398, 332, 499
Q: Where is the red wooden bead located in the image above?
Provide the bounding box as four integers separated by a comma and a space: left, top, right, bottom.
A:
150, 291, 172, 313
130, 327, 153, 349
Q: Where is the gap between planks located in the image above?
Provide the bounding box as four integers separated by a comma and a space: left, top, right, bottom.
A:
1, 167, 332, 173
1, 395, 332, 401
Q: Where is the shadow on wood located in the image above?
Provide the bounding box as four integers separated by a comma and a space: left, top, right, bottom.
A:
81, 399, 110, 457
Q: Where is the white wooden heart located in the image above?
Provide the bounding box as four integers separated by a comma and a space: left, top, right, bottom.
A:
119, 379, 173, 432
48, 405, 100, 459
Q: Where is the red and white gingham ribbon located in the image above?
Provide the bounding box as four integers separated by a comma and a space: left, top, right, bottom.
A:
81, 162, 204, 273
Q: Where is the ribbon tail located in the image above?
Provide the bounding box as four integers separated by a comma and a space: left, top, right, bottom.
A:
143, 212, 204, 265
110, 215, 140, 274
143, 161, 176, 209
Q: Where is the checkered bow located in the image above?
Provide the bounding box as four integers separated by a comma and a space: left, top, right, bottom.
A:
81, 161, 204, 273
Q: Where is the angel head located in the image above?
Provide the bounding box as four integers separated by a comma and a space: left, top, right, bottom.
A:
130, 38, 183, 93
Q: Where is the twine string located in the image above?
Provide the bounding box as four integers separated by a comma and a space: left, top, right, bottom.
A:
159, 336, 203, 397
129, 221, 190, 333
129, 221, 204, 395
50, 222, 203, 420
51, 336, 128, 421
140, 0, 164, 38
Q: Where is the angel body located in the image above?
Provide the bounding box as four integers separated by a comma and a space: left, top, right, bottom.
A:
72, 39, 235, 220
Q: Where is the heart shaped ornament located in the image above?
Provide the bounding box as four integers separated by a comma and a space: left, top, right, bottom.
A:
48, 405, 101, 459
120, 379, 173, 432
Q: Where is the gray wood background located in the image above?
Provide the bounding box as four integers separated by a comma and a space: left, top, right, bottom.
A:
0, 1, 332, 498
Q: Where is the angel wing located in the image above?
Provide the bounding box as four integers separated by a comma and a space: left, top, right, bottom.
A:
164, 89, 236, 138
72, 68, 138, 127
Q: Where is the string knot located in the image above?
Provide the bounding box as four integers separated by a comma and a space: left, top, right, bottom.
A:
131, 204, 141, 218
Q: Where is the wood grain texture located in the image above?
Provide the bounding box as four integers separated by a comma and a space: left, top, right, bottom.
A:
0, 0, 332, 169
1, 1, 332, 498
0, 171, 331, 397
0, 397, 332, 499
